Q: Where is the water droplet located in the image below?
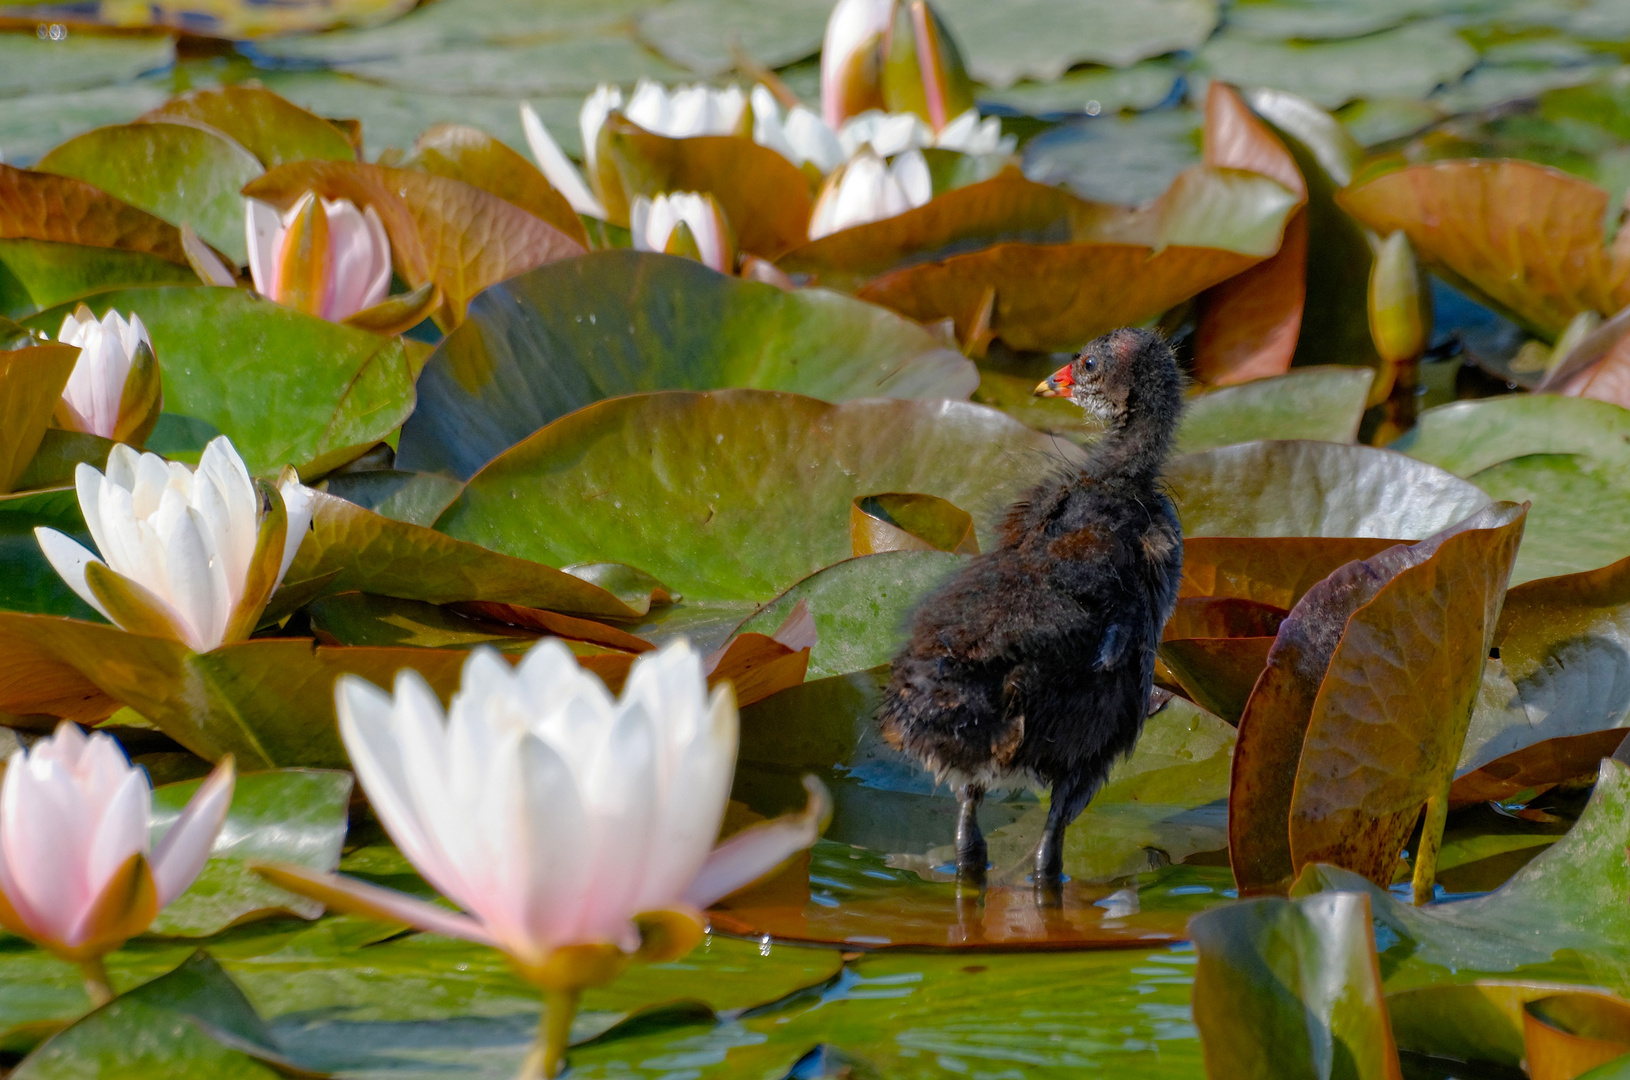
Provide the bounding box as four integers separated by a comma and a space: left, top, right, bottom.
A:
1085, 100, 1102, 117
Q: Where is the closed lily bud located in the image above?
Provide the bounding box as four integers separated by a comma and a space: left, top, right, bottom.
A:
33, 437, 316, 653
882, 0, 974, 133
257, 638, 827, 1078
245, 192, 392, 323
1369, 231, 1431, 365
0, 721, 233, 1002
53, 306, 162, 445
822, 0, 894, 128
630, 192, 735, 273
809, 147, 933, 239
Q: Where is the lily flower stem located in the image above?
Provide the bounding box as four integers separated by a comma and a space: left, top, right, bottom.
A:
1411, 788, 1449, 906
520, 989, 581, 1080
80, 957, 114, 1007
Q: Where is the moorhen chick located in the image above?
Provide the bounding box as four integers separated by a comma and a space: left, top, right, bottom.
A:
879, 327, 1185, 898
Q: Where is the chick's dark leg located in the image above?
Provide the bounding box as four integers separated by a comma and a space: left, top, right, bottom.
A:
1034, 770, 1100, 905
955, 783, 987, 886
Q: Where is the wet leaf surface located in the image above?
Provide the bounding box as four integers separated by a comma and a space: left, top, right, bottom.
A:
396, 252, 975, 478
436, 391, 1078, 603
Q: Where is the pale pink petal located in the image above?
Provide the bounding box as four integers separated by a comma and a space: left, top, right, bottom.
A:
256, 862, 497, 945
151, 757, 235, 907
245, 198, 283, 298
685, 776, 829, 909
1, 753, 94, 943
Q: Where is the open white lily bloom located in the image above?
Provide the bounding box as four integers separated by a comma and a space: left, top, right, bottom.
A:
809, 147, 933, 239
749, 86, 845, 173
0, 721, 233, 1002
34, 437, 315, 653
53, 306, 162, 444
258, 638, 826, 1078
246, 192, 392, 323
631, 192, 735, 273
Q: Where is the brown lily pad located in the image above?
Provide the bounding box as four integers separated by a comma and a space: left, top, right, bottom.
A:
0, 346, 78, 494
0, 165, 187, 265
850, 492, 979, 556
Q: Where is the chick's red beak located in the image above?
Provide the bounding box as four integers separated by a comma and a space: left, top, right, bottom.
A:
1034, 363, 1074, 398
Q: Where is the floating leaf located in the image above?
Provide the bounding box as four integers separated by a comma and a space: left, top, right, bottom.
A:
598, 117, 812, 259
409, 124, 587, 248
435, 391, 1074, 603
850, 493, 978, 556
1189, 891, 1401, 1080
278, 489, 643, 620
1386, 980, 1587, 1070
243, 160, 584, 326
395, 252, 976, 478
36, 121, 262, 267
150, 769, 353, 936
1395, 394, 1630, 478
0, 35, 176, 99
1197, 20, 1478, 110
933, 0, 1219, 87
0, 239, 198, 320
1338, 159, 1628, 337
1230, 504, 1523, 894
0, 346, 77, 494
141, 85, 358, 169
1169, 440, 1492, 540
855, 166, 1298, 352
0, 165, 187, 265
1472, 452, 1630, 585
0, 0, 417, 39
1181, 536, 1400, 609
1175, 367, 1374, 455
636, 0, 829, 76
27, 287, 421, 477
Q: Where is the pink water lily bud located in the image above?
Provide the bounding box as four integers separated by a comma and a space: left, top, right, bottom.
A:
33, 437, 316, 653
630, 192, 735, 274
0, 722, 233, 996
245, 192, 392, 323
809, 147, 933, 239
822, 0, 894, 128
881, 0, 975, 132
53, 306, 162, 445
258, 638, 827, 1078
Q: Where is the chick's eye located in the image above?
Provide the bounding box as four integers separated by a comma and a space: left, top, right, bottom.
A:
1081, 356, 1097, 372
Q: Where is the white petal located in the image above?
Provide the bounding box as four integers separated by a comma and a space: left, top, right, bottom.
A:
33, 528, 112, 621
891, 148, 933, 209
521, 102, 606, 219
577, 84, 622, 176
245, 198, 283, 297
685, 776, 828, 909
276, 478, 317, 586
821, 0, 895, 127
150, 756, 234, 907
1, 750, 94, 944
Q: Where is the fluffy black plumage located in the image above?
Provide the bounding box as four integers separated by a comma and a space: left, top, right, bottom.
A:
878, 327, 1185, 895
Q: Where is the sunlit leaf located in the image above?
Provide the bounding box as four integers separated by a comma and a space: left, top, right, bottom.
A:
141, 85, 358, 169
27, 288, 421, 477
1386, 980, 1585, 1070
434, 391, 1069, 603
0, 346, 77, 494
409, 124, 588, 248
243, 160, 584, 326
1169, 440, 1492, 540
1189, 891, 1401, 1079
849, 493, 978, 556
0, 165, 187, 266
1159, 636, 1276, 725
396, 252, 976, 479
150, 769, 353, 936
36, 121, 262, 267
0, 0, 417, 39
1175, 367, 1374, 455
0, 239, 197, 321
1525, 992, 1630, 1080
1339, 159, 1628, 337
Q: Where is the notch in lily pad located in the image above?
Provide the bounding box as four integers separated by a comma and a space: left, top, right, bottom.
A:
851, 492, 978, 556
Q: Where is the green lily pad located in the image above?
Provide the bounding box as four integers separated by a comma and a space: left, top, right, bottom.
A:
934, 0, 1220, 88
12, 952, 292, 1080
0, 0, 417, 40
28, 287, 422, 477
142, 85, 358, 168
0, 82, 170, 168
1168, 440, 1493, 539
1471, 453, 1630, 585
1395, 394, 1630, 477
149, 769, 353, 937
0, 488, 99, 620
637, 0, 830, 76
978, 61, 1182, 118
0, 239, 197, 321
397, 251, 976, 479
1296, 757, 1630, 994
733, 551, 963, 679
334, 33, 689, 97
1175, 366, 1374, 455
1189, 891, 1399, 1078
1195, 21, 1479, 110
35, 121, 262, 267
319, 470, 466, 527
0, 34, 175, 98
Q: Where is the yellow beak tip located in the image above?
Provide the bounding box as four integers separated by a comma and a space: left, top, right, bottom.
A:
1033, 380, 1061, 398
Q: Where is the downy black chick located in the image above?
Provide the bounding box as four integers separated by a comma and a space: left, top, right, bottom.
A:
879, 327, 1185, 898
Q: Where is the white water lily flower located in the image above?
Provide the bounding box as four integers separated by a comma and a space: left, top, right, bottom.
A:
749, 86, 845, 173
809, 147, 933, 239
246, 192, 391, 323
257, 638, 827, 1076
837, 106, 1013, 159
34, 437, 316, 653
626, 79, 746, 138
0, 721, 233, 1000
53, 306, 162, 444
631, 192, 734, 273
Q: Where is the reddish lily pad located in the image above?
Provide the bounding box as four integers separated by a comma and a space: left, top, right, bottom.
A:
408, 124, 588, 248
0, 165, 187, 265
